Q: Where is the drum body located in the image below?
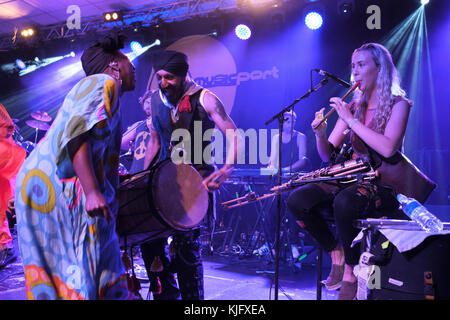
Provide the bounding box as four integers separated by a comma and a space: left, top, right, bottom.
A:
118, 162, 128, 175
21, 141, 35, 156
117, 160, 209, 246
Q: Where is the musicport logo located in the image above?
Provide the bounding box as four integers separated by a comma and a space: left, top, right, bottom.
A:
193, 66, 279, 88
170, 120, 278, 169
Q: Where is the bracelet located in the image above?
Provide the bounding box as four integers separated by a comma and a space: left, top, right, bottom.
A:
315, 132, 327, 138
348, 118, 358, 129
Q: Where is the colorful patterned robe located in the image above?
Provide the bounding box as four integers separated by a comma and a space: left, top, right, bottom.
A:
15, 74, 130, 300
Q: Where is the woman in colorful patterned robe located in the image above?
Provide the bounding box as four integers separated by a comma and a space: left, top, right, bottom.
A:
15, 33, 136, 299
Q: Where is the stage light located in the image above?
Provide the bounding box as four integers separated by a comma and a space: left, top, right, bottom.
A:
130, 41, 143, 54
21, 28, 35, 37
421, 0, 429, 5
304, 11, 323, 30
235, 24, 252, 40
338, 1, 353, 15
125, 39, 161, 62
103, 11, 121, 22
70, 51, 75, 58
15, 59, 26, 70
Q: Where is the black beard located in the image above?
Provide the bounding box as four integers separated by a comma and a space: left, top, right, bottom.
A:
160, 83, 184, 105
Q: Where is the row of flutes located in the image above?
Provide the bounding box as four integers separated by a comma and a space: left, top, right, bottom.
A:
220, 158, 377, 210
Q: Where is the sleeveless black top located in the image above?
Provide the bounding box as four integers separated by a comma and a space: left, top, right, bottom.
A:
150, 89, 215, 177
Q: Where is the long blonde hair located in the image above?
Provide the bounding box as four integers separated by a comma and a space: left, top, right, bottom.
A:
352, 43, 407, 134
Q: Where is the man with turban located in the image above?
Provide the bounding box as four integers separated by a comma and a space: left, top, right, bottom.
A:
15, 33, 136, 299
140, 50, 240, 299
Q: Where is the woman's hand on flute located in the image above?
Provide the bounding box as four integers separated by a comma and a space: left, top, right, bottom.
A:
329, 97, 353, 124
311, 107, 327, 137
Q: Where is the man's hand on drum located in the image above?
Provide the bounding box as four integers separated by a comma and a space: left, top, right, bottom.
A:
85, 190, 112, 222
202, 166, 234, 192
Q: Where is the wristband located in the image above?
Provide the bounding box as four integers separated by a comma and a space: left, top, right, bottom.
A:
348, 118, 358, 129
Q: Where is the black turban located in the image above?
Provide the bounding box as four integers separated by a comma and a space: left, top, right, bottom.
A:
152, 50, 189, 77
81, 33, 126, 76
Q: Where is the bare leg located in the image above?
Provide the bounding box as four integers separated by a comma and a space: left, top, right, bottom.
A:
342, 264, 357, 283
330, 245, 345, 266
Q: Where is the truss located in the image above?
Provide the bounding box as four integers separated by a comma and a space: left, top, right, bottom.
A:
0, 0, 282, 50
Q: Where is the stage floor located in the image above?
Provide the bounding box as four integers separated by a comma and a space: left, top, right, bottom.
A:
0, 234, 338, 300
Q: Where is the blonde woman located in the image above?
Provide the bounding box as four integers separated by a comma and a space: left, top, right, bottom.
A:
287, 43, 412, 300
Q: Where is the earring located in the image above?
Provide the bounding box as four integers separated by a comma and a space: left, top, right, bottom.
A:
108, 62, 122, 86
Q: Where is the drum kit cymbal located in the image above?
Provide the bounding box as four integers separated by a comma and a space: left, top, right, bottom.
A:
12, 110, 53, 155
30, 110, 52, 122
25, 119, 51, 131
26, 110, 52, 144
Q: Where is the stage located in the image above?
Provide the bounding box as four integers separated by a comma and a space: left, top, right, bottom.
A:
0, 231, 338, 301
0, 0, 449, 302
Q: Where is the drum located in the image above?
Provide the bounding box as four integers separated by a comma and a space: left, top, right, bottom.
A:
21, 141, 35, 156
118, 162, 128, 175
117, 159, 209, 246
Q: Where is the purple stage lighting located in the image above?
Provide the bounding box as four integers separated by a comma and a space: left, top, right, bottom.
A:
15, 59, 26, 70
235, 24, 252, 40
305, 11, 323, 30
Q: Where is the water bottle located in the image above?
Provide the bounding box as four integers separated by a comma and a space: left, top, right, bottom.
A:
397, 193, 443, 233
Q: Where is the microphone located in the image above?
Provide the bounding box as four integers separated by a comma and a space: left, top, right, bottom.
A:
313, 69, 351, 88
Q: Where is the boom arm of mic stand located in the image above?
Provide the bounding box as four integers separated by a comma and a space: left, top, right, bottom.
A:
264, 78, 329, 126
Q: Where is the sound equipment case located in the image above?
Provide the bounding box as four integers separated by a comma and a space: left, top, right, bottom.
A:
364, 231, 450, 300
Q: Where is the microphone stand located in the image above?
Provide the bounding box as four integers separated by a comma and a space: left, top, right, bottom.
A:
265, 77, 329, 300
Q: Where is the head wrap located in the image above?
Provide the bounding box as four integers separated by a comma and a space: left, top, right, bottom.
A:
81, 33, 126, 76
152, 50, 189, 77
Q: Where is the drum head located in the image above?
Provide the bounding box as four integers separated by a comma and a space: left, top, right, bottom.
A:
152, 161, 209, 230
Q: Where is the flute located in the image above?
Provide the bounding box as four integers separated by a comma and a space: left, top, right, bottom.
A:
312, 81, 360, 130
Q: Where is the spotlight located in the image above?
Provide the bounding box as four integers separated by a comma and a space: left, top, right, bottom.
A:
20, 28, 35, 37
103, 11, 122, 22
337, 0, 354, 17
15, 59, 26, 70
421, 0, 429, 5
130, 41, 143, 53
210, 23, 222, 37
155, 39, 161, 46
235, 24, 252, 40
304, 11, 323, 30
339, 3, 352, 15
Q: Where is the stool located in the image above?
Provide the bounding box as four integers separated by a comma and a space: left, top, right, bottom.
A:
315, 216, 336, 300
